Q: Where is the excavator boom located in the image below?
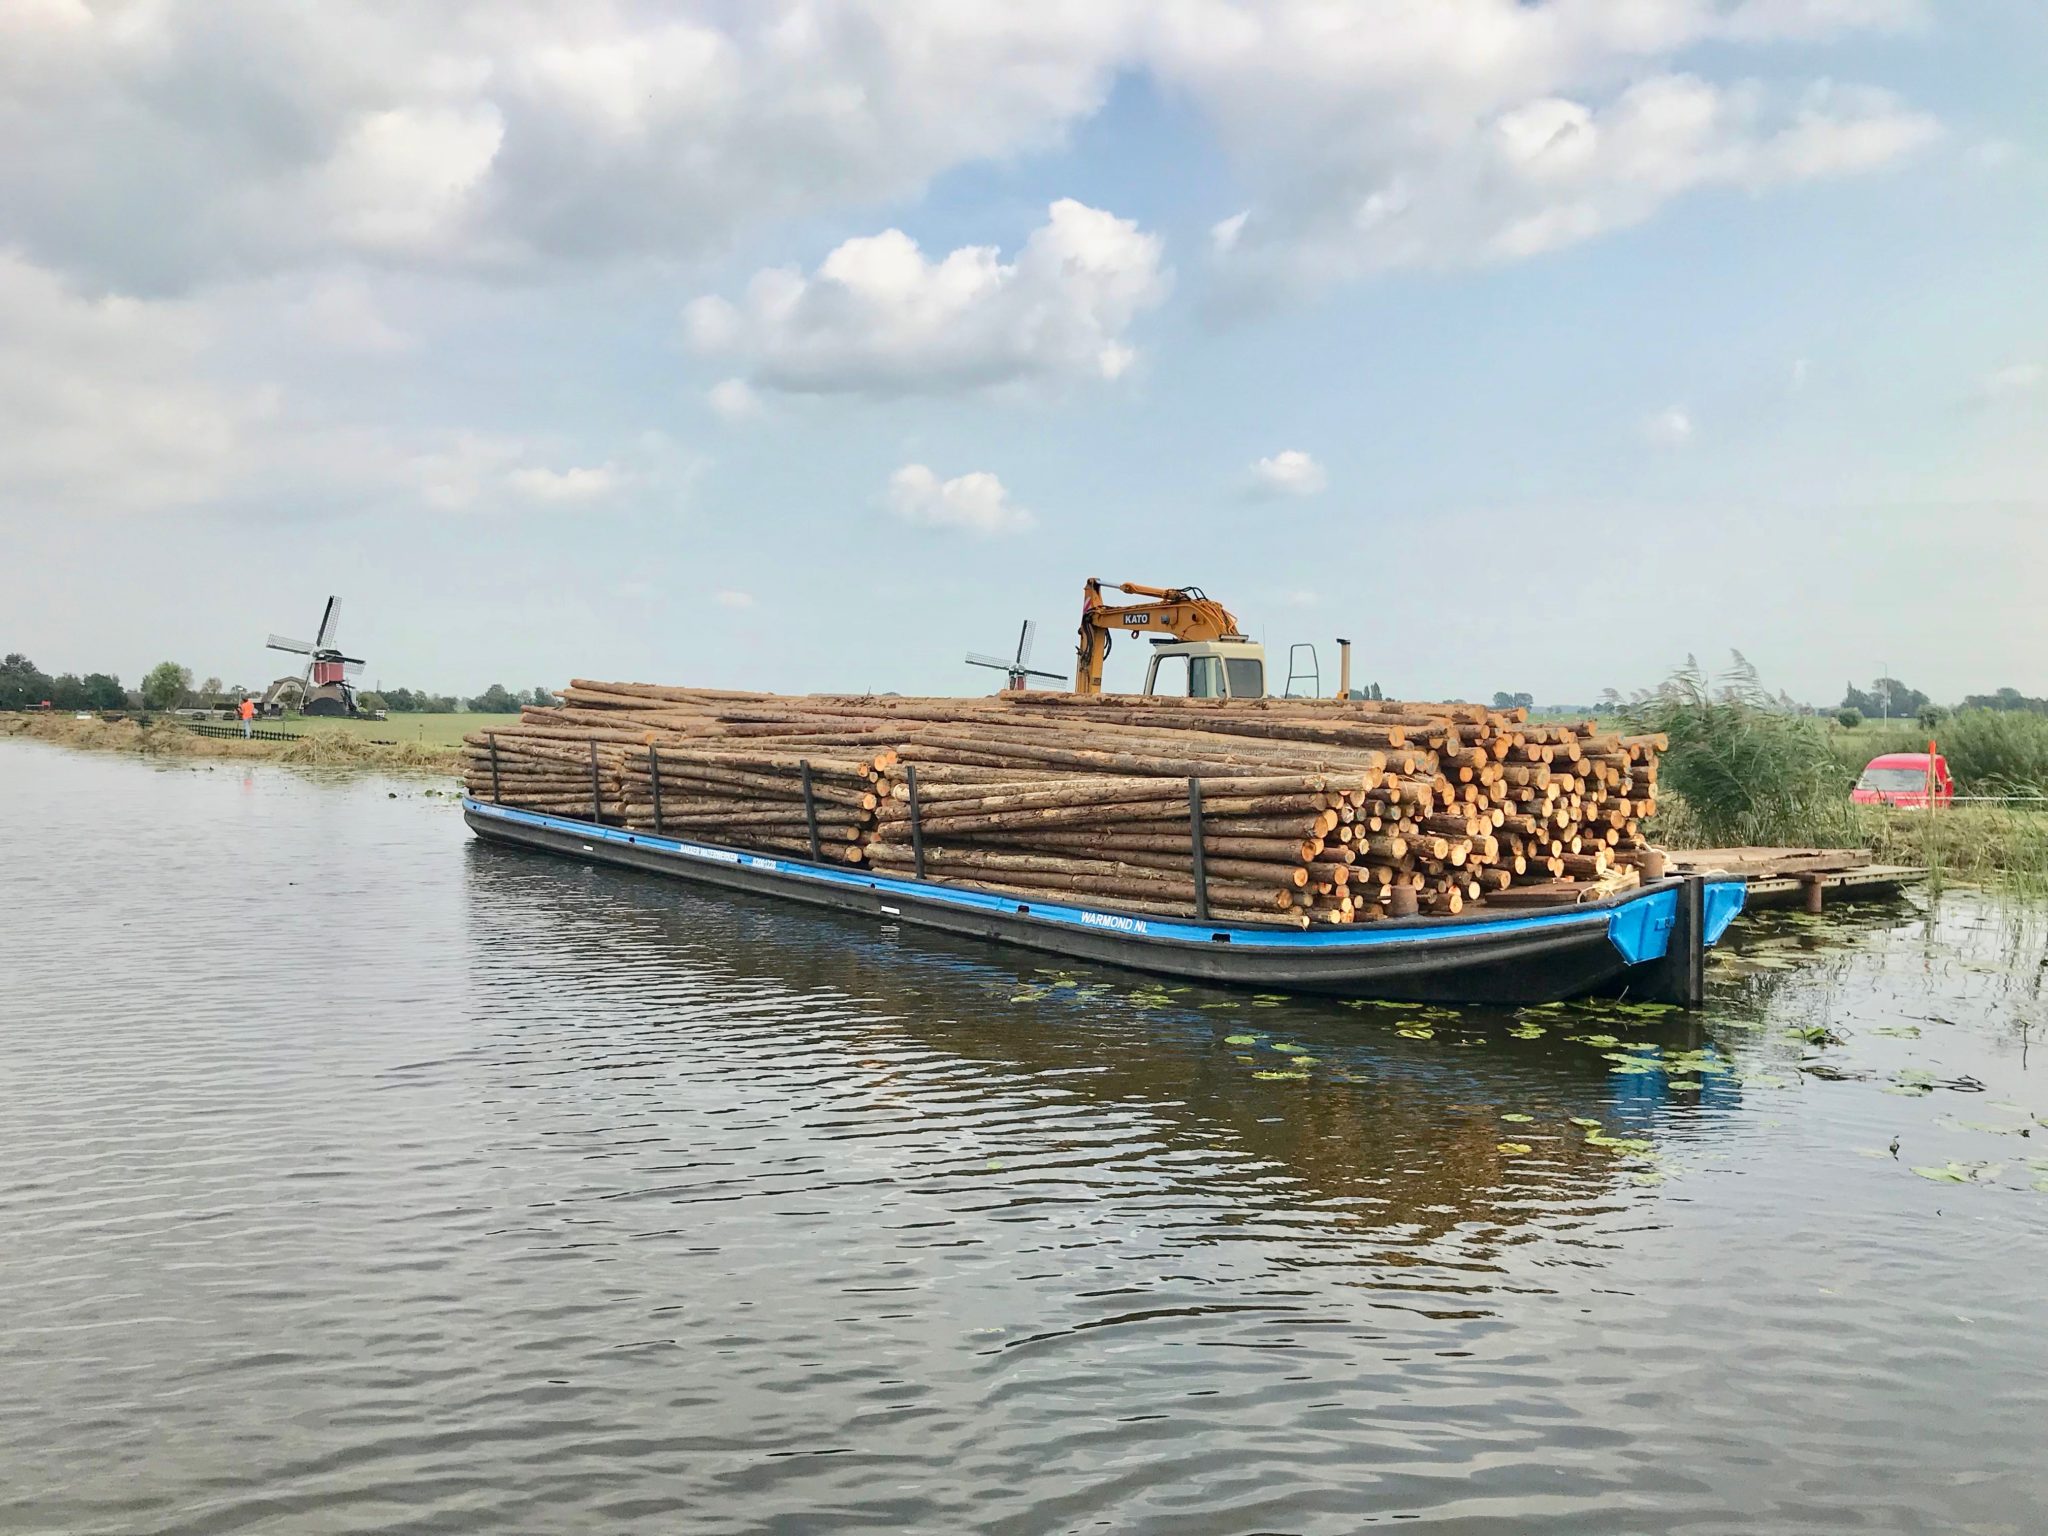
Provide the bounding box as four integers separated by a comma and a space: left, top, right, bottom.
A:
1074, 578, 1247, 694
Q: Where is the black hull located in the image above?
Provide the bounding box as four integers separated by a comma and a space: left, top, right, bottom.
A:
463, 802, 1742, 1006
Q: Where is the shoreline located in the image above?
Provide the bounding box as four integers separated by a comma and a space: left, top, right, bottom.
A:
1, 713, 464, 775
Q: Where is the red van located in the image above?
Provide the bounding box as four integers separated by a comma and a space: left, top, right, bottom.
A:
1852, 751, 1954, 808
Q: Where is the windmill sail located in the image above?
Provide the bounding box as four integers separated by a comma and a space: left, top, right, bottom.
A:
267, 634, 316, 654
315, 597, 341, 648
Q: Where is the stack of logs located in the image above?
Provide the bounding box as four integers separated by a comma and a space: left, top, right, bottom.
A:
461, 682, 1665, 927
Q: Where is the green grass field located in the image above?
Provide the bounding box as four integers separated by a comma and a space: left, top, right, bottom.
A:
269, 712, 486, 749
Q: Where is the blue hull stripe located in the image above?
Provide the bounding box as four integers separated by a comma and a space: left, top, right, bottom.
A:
464, 799, 1720, 962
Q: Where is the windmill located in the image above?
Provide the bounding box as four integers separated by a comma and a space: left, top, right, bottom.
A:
265, 596, 365, 716
965, 620, 1064, 692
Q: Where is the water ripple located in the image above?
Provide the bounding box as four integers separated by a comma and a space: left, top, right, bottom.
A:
2, 742, 2046, 1534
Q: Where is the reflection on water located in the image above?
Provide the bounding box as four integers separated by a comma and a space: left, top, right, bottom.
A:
2, 741, 2046, 1535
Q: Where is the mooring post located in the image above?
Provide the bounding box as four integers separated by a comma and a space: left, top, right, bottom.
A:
906, 764, 927, 880
649, 745, 664, 835
487, 733, 502, 804
1649, 874, 1707, 1008
1679, 874, 1706, 1006
587, 739, 601, 824
1189, 776, 1211, 922
800, 759, 821, 861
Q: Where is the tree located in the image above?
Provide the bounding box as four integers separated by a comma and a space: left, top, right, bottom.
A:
140, 661, 193, 711
198, 675, 224, 703
81, 672, 125, 709
1836, 707, 1863, 729
466, 683, 521, 713
1843, 677, 1928, 720
0, 652, 54, 710
528, 685, 560, 707
1961, 688, 2048, 713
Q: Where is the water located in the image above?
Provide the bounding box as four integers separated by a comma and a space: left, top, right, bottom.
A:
3, 741, 2046, 1535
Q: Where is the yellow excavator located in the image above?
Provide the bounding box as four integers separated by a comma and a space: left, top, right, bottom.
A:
1074, 579, 1270, 697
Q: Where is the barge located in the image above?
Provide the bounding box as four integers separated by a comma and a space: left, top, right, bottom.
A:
464, 798, 1745, 1006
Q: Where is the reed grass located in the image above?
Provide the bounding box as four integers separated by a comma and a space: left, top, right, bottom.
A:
1616, 658, 2048, 891
1616, 654, 1864, 848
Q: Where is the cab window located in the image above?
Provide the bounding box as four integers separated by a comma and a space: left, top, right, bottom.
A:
1224, 658, 1263, 698
1148, 655, 1187, 696
1189, 655, 1225, 698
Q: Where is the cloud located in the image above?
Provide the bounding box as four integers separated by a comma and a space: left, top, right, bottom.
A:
0, 253, 256, 514
404, 434, 526, 511
0, 2, 1935, 309
1967, 138, 2019, 171
505, 463, 619, 503
292, 275, 413, 354
0, 2, 1134, 292
1982, 363, 2043, 400
1644, 407, 1695, 447
713, 589, 756, 609
1211, 74, 1938, 294
316, 104, 505, 258
885, 464, 1035, 535
706, 378, 761, 422
1251, 450, 1327, 496
686, 200, 1167, 395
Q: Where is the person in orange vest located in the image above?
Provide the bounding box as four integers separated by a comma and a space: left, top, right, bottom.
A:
238, 695, 256, 738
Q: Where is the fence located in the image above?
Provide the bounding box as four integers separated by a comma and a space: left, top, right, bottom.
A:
183, 721, 304, 743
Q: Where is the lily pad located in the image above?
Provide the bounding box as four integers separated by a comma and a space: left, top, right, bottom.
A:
1497, 1142, 1533, 1156
1912, 1163, 1972, 1183
1253, 1070, 1310, 1082
1395, 1026, 1435, 1040
1500, 1112, 1535, 1123
1788, 1024, 1846, 1047
1584, 1131, 1654, 1154
1223, 1034, 1260, 1046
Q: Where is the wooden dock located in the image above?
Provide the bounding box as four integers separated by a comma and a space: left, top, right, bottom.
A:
1663, 847, 1923, 912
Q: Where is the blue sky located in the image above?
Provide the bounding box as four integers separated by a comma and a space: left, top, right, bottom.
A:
3, 1, 2041, 706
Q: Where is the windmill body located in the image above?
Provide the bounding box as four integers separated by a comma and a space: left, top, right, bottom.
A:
265, 597, 366, 716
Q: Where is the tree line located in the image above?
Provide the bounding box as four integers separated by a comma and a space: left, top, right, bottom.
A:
368, 684, 556, 714
1, 653, 556, 714
1835, 677, 2048, 729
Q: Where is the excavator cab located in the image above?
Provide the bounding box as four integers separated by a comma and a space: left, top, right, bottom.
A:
1142, 640, 1267, 699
